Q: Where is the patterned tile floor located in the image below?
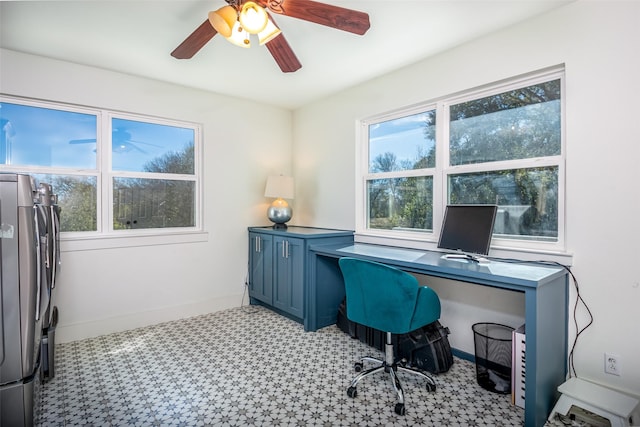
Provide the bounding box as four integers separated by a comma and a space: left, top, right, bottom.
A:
38, 305, 530, 426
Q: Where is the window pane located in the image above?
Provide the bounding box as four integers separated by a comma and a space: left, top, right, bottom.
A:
369, 110, 436, 172
448, 167, 558, 240
31, 174, 97, 232
449, 80, 561, 166
111, 118, 195, 173
113, 178, 195, 230
367, 176, 433, 231
0, 102, 97, 168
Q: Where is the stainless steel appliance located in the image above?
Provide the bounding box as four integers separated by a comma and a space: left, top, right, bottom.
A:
1, 173, 60, 426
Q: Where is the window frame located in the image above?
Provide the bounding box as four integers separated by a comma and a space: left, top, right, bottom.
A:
356, 67, 567, 257
0, 95, 206, 250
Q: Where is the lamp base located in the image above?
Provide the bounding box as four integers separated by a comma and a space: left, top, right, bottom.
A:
267, 198, 292, 230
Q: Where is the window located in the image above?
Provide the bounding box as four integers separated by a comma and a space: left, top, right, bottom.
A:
109, 116, 197, 231
1, 97, 201, 239
358, 68, 565, 253
366, 110, 436, 232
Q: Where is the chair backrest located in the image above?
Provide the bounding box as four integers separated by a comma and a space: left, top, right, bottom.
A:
339, 257, 424, 334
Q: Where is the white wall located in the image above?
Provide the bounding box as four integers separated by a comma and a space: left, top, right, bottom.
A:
293, 1, 640, 397
0, 48, 293, 342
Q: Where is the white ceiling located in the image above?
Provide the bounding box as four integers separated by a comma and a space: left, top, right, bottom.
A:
1, 1, 572, 109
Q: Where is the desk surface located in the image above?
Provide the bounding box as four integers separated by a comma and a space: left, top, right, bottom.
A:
312, 242, 566, 291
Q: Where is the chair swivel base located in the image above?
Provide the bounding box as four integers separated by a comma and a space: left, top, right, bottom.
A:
346, 339, 437, 415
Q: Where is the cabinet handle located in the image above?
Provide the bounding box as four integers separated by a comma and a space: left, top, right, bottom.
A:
255, 236, 261, 252
281, 240, 290, 259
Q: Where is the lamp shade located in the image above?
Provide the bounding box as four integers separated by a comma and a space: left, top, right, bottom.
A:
239, 1, 268, 34
258, 18, 282, 45
208, 6, 237, 38
226, 21, 251, 48
264, 175, 294, 199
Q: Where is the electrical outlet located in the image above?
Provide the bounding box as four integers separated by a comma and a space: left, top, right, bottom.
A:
605, 353, 621, 376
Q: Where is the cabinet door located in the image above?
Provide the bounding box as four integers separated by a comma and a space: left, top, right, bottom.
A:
273, 237, 304, 318
248, 232, 273, 304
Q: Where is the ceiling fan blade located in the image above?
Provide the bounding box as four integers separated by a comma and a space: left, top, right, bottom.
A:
265, 33, 302, 73
69, 138, 97, 144
130, 140, 162, 148
127, 143, 147, 154
171, 19, 218, 59
259, 0, 370, 35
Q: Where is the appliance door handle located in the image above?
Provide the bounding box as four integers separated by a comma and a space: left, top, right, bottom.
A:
34, 206, 42, 321
50, 206, 59, 289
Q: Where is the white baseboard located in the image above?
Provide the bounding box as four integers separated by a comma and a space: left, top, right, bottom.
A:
54, 294, 243, 343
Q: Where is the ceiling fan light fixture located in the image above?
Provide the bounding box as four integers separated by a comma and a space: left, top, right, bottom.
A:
258, 18, 282, 45
208, 5, 237, 38
226, 21, 251, 48
239, 2, 268, 34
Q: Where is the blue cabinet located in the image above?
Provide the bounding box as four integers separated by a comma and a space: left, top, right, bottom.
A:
273, 236, 304, 318
248, 226, 353, 325
248, 231, 273, 305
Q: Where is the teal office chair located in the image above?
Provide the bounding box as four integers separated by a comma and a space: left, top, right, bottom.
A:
338, 257, 441, 415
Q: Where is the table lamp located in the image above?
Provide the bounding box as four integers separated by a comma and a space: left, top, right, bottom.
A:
264, 175, 294, 229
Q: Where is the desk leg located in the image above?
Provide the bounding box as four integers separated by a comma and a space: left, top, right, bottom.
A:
305, 254, 345, 332
524, 275, 568, 427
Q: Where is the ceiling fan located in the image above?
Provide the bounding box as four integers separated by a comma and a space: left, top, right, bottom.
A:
171, 0, 370, 73
69, 129, 160, 154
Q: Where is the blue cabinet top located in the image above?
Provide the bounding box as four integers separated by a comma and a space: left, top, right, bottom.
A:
249, 226, 354, 239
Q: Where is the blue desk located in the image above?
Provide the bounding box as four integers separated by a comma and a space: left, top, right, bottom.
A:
307, 242, 568, 427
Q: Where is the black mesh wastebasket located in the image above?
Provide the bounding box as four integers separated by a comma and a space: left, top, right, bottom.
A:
472, 322, 514, 394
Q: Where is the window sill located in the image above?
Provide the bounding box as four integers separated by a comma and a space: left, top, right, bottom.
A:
61, 230, 209, 252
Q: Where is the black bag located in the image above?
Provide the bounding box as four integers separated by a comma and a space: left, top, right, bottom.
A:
396, 320, 453, 374
336, 299, 454, 374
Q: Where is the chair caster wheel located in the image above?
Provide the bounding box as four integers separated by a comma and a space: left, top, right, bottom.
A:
394, 403, 406, 415
426, 382, 436, 392
354, 362, 363, 372
347, 386, 357, 398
